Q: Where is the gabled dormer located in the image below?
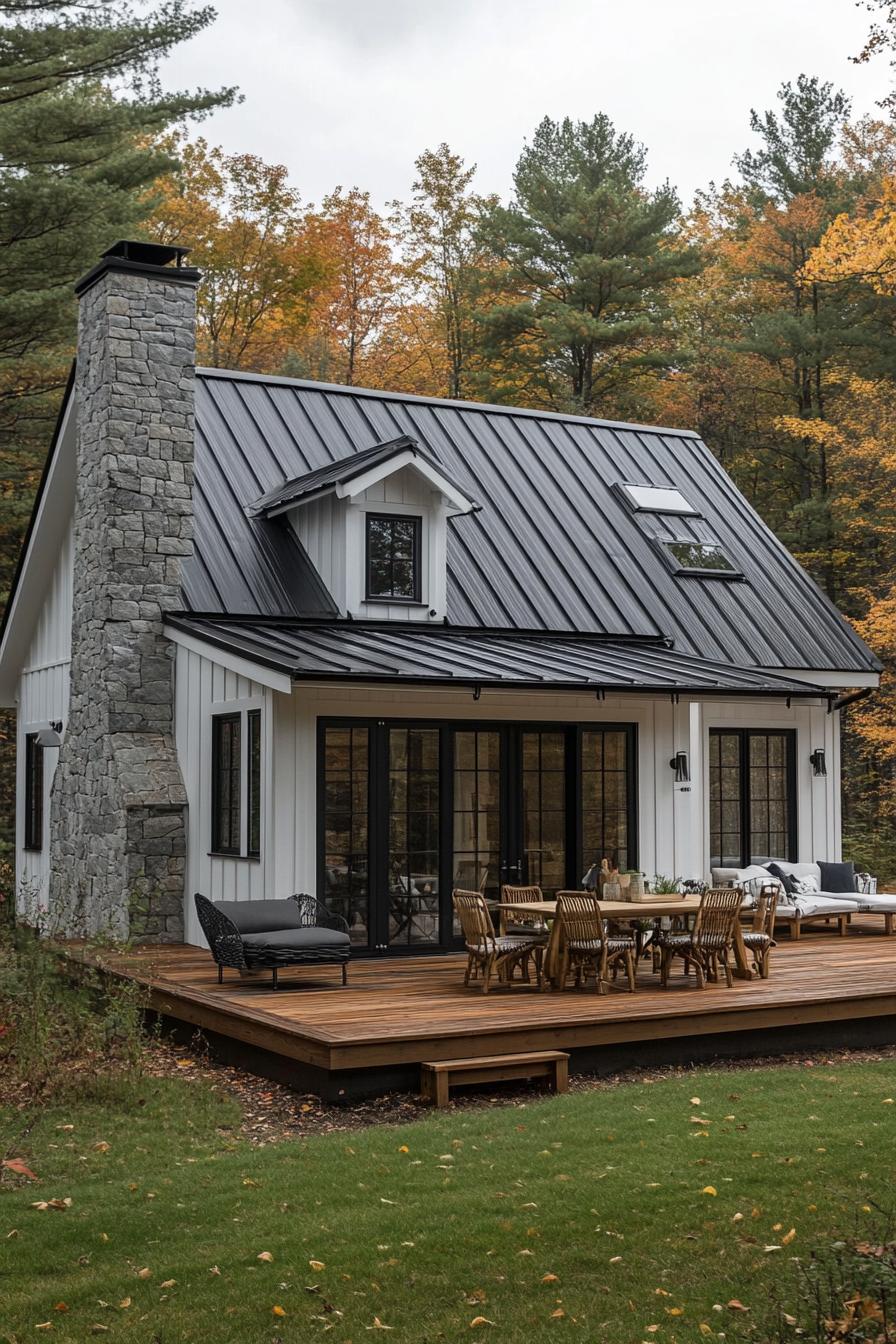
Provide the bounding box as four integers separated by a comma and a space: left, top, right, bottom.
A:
248, 435, 479, 620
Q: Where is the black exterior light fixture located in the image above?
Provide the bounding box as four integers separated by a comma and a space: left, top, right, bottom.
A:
35, 720, 63, 749
670, 750, 690, 783
809, 748, 827, 777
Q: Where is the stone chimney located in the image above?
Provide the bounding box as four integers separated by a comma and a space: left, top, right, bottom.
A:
50, 241, 201, 941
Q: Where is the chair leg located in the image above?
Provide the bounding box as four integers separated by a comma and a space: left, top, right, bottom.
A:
481, 955, 494, 995
272, 967, 278, 991
217, 964, 223, 985
626, 948, 636, 992
723, 950, 733, 988
342, 962, 348, 986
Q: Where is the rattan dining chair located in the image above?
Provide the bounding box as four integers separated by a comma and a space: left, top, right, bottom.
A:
742, 884, 779, 979
500, 884, 551, 939
554, 891, 637, 994
658, 887, 743, 989
452, 889, 544, 994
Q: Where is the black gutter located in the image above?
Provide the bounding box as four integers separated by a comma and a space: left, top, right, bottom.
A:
830, 686, 874, 713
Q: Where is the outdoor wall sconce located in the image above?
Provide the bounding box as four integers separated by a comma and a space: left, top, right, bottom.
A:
670, 750, 690, 783
35, 720, 63, 749
809, 748, 827, 777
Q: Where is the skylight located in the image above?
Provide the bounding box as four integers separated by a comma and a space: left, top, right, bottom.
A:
618, 483, 698, 515
661, 540, 741, 578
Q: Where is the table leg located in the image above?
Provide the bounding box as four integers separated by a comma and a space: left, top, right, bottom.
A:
732, 920, 752, 980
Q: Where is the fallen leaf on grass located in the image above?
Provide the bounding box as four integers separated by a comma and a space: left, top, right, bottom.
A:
699, 1324, 713, 1336
309, 1259, 326, 1271
702, 1186, 718, 1197
551, 1308, 565, 1319
3, 1158, 37, 1180
257, 1252, 274, 1263
727, 1299, 750, 1312
160, 1280, 176, 1289
208, 1266, 221, 1276
53, 1303, 68, 1312
136, 1268, 151, 1280
665, 1307, 683, 1316
367, 1318, 393, 1330
118, 1298, 131, 1310
31, 1198, 71, 1212
89, 1327, 110, 1335
465, 1289, 487, 1304
469, 1318, 495, 1328
542, 1274, 559, 1284
690, 1097, 701, 1105
34, 1323, 53, 1331
782, 1228, 797, 1246
272, 1305, 286, 1317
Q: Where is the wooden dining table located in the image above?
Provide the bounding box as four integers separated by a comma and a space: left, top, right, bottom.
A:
495, 895, 753, 987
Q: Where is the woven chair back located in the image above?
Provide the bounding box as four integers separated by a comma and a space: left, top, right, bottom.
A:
501, 884, 544, 905
752, 884, 779, 936
693, 887, 743, 949
556, 891, 606, 948
452, 889, 496, 952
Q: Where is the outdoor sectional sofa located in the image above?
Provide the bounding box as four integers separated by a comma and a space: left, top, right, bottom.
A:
711, 860, 896, 939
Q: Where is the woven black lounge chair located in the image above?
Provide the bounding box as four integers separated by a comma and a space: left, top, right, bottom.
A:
194, 893, 350, 990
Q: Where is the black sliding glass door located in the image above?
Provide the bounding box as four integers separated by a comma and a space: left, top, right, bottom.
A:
319, 719, 637, 955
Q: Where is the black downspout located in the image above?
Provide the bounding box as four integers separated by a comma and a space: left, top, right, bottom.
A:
829, 686, 874, 714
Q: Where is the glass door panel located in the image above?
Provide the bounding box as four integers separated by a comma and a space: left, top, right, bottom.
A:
520, 730, 567, 894
581, 728, 632, 872
321, 725, 370, 947
452, 729, 502, 914
387, 727, 441, 947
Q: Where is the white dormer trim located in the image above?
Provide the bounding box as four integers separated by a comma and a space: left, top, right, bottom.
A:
333, 448, 476, 517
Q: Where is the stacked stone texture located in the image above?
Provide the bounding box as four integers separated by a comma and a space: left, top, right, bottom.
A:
49, 264, 197, 941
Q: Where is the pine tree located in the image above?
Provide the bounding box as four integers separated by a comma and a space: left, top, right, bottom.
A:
473, 114, 699, 415
0, 0, 236, 603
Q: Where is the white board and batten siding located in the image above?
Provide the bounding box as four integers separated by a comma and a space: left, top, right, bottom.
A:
175, 644, 273, 945
15, 520, 74, 915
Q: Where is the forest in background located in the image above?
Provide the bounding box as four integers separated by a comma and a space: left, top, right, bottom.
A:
2, 0, 895, 877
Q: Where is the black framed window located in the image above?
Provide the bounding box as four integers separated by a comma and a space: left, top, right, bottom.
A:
709, 729, 796, 868
211, 713, 241, 855
24, 732, 43, 852
365, 514, 422, 601
247, 709, 261, 858
581, 727, 634, 872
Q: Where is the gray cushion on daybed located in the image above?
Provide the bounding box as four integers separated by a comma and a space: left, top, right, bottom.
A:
241, 926, 350, 951
216, 899, 303, 934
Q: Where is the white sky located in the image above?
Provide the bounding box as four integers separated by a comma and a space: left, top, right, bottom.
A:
161, 0, 888, 208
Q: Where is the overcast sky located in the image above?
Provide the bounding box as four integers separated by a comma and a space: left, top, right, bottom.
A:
161, 0, 887, 208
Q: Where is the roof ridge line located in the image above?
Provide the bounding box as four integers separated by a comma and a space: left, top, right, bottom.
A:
196, 366, 702, 439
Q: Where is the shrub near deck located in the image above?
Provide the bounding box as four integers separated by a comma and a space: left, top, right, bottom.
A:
2, 1061, 896, 1342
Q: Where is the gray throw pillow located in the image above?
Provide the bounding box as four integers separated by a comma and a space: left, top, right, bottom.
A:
816, 861, 856, 894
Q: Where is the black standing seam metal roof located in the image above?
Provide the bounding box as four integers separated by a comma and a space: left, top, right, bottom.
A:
166, 616, 831, 696
247, 434, 480, 517
183, 369, 881, 675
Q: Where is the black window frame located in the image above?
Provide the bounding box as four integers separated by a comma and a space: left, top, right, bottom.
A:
247, 708, 262, 859
211, 712, 242, 856
709, 727, 797, 869
365, 513, 423, 603
658, 538, 742, 580
24, 732, 43, 852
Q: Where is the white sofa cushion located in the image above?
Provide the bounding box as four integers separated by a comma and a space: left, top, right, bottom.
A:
776, 893, 860, 919
852, 893, 896, 912
767, 860, 822, 883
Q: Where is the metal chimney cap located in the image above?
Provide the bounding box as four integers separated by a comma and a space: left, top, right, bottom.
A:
101, 240, 191, 268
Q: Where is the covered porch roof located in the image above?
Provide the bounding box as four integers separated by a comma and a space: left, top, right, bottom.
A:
164, 615, 831, 699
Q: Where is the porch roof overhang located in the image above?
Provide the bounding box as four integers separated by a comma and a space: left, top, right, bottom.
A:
164, 615, 834, 699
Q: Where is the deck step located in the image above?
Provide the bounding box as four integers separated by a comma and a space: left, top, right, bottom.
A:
421, 1050, 569, 1107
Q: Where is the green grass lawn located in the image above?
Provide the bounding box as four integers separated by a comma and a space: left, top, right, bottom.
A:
2, 1059, 896, 1343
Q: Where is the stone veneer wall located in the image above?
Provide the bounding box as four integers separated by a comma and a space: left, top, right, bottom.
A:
49, 261, 198, 941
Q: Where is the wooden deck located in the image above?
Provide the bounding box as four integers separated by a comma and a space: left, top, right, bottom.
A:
82, 919, 896, 1098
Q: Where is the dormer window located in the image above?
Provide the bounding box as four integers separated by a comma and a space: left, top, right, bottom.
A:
366, 514, 422, 602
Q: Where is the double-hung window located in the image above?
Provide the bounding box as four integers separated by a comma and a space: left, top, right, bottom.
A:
211, 707, 262, 857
